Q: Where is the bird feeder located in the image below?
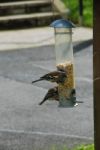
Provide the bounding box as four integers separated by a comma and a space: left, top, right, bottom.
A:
50, 19, 77, 107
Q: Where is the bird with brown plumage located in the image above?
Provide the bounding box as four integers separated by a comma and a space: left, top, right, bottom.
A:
39, 87, 83, 105
39, 86, 59, 105
32, 70, 67, 84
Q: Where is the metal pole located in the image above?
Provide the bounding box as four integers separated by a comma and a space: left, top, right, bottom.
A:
94, 0, 100, 149
79, 0, 83, 25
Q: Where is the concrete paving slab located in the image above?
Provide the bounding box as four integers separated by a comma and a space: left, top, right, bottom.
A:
0, 27, 93, 51
0, 74, 93, 135
0, 42, 93, 149
0, 75, 93, 149
0, 131, 93, 150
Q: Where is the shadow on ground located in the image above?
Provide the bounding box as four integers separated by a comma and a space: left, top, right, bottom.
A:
74, 39, 93, 53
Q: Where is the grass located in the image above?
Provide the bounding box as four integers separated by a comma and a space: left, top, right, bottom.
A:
51, 144, 94, 150
73, 144, 94, 150
61, 0, 93, 27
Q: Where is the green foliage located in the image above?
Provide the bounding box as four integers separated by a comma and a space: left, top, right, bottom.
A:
51, 144, 94, 150
73, 144, 94, 150
61, 0, 93, 27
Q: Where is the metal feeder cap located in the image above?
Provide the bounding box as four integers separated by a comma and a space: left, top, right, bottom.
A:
50, 19, 75, 28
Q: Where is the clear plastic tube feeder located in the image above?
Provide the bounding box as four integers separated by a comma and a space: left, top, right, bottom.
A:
50, 19, 77, 107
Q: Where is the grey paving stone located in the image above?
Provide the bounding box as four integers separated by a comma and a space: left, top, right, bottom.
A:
0, 43, 93, 149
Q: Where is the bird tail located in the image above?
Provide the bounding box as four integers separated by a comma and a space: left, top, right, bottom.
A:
32, 78, 43, 84
39, 98, 47, 105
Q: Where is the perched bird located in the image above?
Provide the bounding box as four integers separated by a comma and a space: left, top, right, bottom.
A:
32, 70, 67, 84
39, 86, 59, 105
39, 88, 83, 105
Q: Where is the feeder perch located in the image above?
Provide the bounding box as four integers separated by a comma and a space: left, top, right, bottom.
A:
50, 19, 77, 107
